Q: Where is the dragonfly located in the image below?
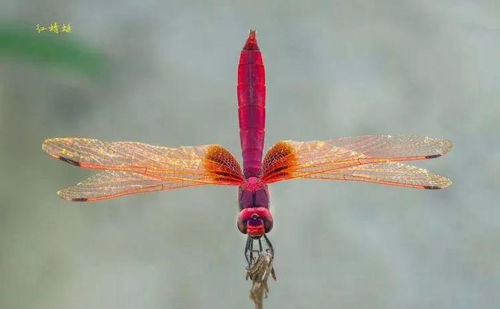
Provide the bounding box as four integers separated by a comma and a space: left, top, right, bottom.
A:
42, 30, 453, 266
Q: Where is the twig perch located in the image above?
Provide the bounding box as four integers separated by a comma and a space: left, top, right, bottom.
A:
246, 252, 276, 309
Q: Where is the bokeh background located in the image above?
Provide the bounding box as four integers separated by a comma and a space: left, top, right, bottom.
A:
1, 1, 499, 308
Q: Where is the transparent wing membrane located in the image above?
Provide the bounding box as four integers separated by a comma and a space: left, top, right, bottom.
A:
304, 162, 451, 189
262, 135, 452, 189
43, 138, 244, 201
57, 171, 205, 201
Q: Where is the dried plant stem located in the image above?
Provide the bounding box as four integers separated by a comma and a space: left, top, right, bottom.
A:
246, 252, 276, 309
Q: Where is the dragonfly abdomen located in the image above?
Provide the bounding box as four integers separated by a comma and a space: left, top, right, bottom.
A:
238, 30, 266, 178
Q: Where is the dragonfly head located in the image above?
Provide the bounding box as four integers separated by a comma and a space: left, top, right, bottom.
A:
237, 207, 273, 238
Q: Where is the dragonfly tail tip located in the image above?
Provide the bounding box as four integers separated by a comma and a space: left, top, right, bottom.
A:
243, 29, 259, 50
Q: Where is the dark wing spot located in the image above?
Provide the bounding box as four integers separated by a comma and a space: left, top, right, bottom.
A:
58, 156, 81, 166
425, 154, 441, 159
72, 197, 88, 201
424, 185, 441, 190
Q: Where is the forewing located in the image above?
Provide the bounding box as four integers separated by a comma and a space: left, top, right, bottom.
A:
262, 135, 452, 186
43, 138, 244, 186
57, 171, 205, 201
304, 162, 451, 189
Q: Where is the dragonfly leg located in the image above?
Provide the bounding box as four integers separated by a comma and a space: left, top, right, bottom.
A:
245, 236, 257, 267
245, 236, 252, 266
263, 234, 274, 258
244, 234, 275, 268
250, 238, 254, 264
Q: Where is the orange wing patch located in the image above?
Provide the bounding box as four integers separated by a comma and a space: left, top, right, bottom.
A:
261, 141, 298, 183
204, 145, 245, 185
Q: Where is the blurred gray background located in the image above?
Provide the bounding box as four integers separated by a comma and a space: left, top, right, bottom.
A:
1, 0, 499, 308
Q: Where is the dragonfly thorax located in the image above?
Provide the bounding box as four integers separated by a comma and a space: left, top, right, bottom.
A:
238, 177, 269, 209
242, 177, 265, 192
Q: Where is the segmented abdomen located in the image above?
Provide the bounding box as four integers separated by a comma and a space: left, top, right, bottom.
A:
237, 31, 266, 177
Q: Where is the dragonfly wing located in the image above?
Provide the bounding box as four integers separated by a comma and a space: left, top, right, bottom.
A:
262, 135, 452, 188
58, 171, 205, 201
304, 162, 451, 189
43, 138, 244, 188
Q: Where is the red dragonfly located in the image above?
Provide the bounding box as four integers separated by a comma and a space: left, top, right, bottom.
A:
43, 31, 452, 264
